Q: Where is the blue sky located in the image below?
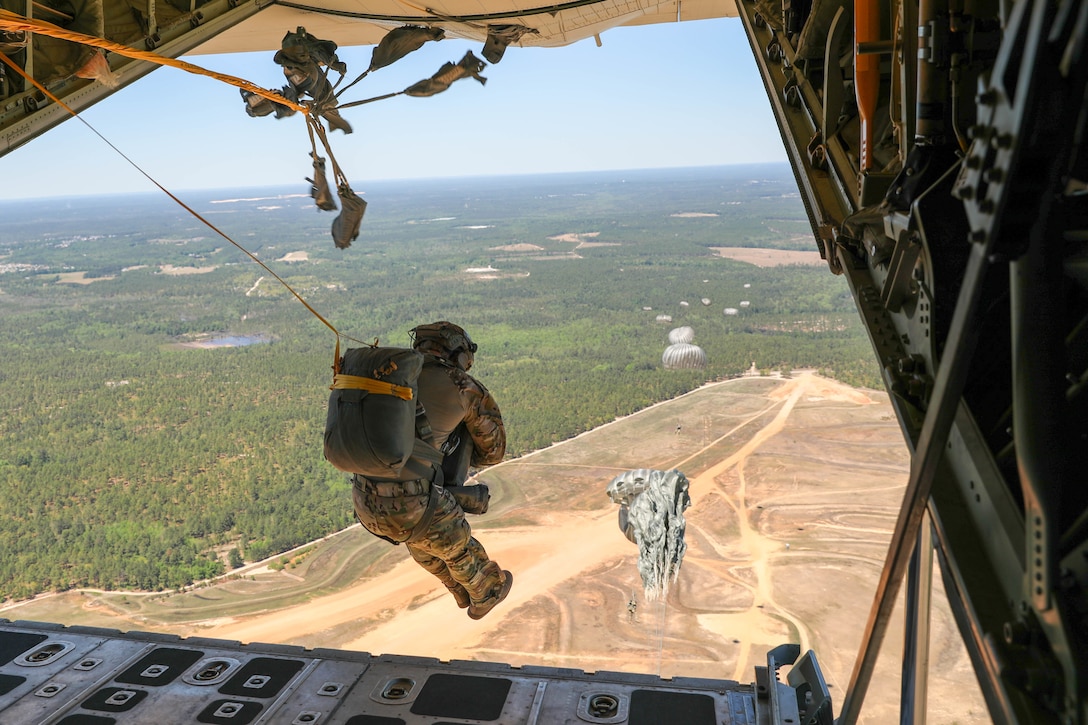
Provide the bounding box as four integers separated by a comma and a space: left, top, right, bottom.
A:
0, 17, 786, 199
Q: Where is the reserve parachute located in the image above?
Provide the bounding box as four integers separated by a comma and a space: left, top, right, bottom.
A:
324, 346, 428, 478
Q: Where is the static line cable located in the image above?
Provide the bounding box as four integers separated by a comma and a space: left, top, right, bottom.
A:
308, 114, 349, 188
655, 597, 668, 676
0, 49, 374, 361
0, 9, 306, 113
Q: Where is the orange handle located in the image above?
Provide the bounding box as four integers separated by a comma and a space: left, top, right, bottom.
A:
855, 0, 881, 172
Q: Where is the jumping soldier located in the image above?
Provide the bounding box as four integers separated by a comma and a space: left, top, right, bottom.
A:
351, 321, 513, 619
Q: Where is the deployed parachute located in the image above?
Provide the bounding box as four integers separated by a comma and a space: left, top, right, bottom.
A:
607, 469, 691, 601
662, 343, 706, 369
667, 326, 695, 344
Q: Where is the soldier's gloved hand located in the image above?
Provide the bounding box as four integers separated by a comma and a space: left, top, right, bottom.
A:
448, 484, 490, 515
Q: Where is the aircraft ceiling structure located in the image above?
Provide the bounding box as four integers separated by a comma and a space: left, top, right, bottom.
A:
195, 0, 735, 54
0, 0, 734, 155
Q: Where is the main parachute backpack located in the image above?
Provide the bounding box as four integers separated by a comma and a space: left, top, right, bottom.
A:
324, 346, 425, 477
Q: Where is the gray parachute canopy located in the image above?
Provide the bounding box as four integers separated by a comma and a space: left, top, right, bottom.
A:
668, 326, 695, 345
607, 469, 691, 601
662, 343, 707, 369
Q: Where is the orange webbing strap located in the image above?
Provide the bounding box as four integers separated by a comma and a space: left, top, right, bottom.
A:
0, 9, 307, 113
330, 373, 414, 401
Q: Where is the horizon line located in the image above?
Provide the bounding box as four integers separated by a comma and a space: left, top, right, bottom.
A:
2, 161, 794, 204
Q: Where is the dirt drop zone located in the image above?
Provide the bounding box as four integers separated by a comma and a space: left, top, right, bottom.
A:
4, 373, 992, 724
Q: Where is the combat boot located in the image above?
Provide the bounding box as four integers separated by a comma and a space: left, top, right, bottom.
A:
430, 568, 470, 609
446, 582, 471, 609
467, 569, 513, 620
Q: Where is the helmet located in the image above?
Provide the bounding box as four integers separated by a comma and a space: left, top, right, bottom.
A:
410, 321, 478, 370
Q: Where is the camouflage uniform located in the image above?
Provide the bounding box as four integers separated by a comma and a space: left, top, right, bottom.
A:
352, 322, 511, 618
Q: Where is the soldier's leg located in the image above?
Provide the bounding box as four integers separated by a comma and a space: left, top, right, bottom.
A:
407, 548, 470, 608
408, 487, 506, 603
352, 480, 470, 607
352, 479, 429, 542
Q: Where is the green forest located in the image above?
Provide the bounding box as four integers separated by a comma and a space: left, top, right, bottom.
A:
0, 164, 881, 601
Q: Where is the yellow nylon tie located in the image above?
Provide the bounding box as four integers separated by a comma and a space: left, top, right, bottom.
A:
330, 374, 413, 401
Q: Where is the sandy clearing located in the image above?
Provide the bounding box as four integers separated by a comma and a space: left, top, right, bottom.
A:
55, 271, 116, 284
277, 251, 309, 262
342, 511, 633, 656
197, 508, 633, 658
159, 264, 218, 275
200, 374, 870, 679
548, 232, 600, 243
710, 247, 823, 267
490, 243, 544, 252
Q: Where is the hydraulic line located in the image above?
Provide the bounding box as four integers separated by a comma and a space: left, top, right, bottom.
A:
854, 0, 881, 172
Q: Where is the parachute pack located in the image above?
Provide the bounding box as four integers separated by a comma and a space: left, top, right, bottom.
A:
323, 346, 440, 478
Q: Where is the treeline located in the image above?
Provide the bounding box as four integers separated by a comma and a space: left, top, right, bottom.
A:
0, 165, 884, 601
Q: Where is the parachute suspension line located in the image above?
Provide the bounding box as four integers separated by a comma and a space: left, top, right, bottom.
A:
307, 115, 350, 190
334, 69, 369, 99
0, 49, 372, 373
0, 9, 307, 113
654, 596, 668, 676
337, 91, 403, 111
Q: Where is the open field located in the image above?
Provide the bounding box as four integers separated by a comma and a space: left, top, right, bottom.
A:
711, 247, 824, 267
4, 373, 989, 723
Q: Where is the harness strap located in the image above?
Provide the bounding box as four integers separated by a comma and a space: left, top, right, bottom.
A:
401, 438, 444, 480
403, 474, 443, 544
330, 373, 413, 400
